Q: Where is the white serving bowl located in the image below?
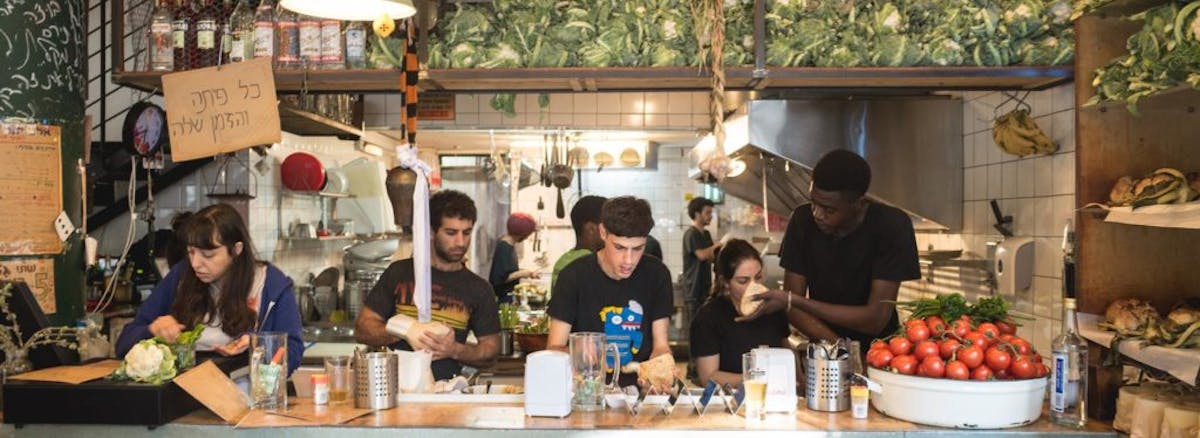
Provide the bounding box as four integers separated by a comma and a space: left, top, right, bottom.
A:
867, 367, 1047, 429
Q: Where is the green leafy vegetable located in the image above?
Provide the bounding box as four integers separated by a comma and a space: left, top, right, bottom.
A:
1086, 3, 1200, 114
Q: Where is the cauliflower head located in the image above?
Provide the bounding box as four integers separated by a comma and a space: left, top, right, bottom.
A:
119, 339, 177, 384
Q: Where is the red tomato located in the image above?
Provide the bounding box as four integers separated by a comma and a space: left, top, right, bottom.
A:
994, 368, 1011, 380
889, 337, 913, 356
871, 340, 889, 351
1034, 362, 1049, 378
952, 319, 971, 338
958, 345, 984, 369
891, 355, 918, 375
958, 315, 973, 325
945, 360, 970, 380
985, 347, 1012, 372
918, 356, 946, 378
1010, 356, 1037, 379
906, 323, 931, 343
964, 332, 991, 350
1030, 352, 1043, 364
970, 366, 994, 381
867, 349, 894, 369
977, 322, 1000, 340
938, 339, 961, 359
995, 320, 1017, 335
998, 334, 1015, 344
913, 340, 939, 361
1010, 338, 1032, 356
925, 316, 947, 333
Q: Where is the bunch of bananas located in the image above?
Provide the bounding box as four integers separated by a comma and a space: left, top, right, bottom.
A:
1107, 168, 1200, 208
992, 109, 1058, 157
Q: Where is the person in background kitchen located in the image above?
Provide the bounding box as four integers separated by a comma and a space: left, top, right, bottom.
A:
355, 189, 501, 380
689, 239, 790, 386
551, 195, 607, 290
739, 150, 920, 348
547, 196, 674, 386
488, 212, 539, 304
682, 197, 722, 319
116, 203, 305, 375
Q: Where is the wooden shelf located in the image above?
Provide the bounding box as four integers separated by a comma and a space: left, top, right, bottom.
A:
115, 65, 1073, 96
1085, 85, 1200, 113
1077, 0, 1172, 18
279, 235, 357, 242
421, 66, 1073, 92
112, 69, 404, 93
1079, 313, 1199, 386
282, 190, 355, 198
278, 103, 398, 147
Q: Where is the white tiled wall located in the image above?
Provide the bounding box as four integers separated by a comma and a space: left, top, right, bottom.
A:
902, 83, 1076, 358
364, 92, 711, 130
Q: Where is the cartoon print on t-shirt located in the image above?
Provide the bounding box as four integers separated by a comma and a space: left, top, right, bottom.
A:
600, 300, 644, 368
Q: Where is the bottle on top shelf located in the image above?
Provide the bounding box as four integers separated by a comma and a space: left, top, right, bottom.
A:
274, 3, 300, 69
171, 0, 194, 70
298, 13, 321, 68
227, 0, 252, 63
344, 20, 366, 69
320, 18, 344, 69
148, 0, 174, 71
195, 0, 220, 68
252, 0, 275, 61
219, 0, 234, 63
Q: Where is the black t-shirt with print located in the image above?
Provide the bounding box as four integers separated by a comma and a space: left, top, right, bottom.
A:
548, 252, 674, 370
364, 258, 500, 380
778, 202, 920, 346
689, 296, 789, 374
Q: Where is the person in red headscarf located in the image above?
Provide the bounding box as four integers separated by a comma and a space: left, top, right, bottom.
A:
488, 212, 539, 303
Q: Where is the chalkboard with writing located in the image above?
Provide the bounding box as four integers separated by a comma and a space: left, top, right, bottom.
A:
0, 0, 86, 324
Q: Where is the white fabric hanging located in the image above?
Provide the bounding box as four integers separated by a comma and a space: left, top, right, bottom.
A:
397, 145, 432, 323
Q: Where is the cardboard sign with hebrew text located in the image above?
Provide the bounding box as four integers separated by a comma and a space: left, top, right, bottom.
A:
162, 58, 280, 161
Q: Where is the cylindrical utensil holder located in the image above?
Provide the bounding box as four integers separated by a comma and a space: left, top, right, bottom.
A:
355, 352, 397, 410
499, 330, 514, 356
805, 356, 851, 412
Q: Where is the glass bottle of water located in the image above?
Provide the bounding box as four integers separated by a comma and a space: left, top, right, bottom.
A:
1050, 297, 1088, 427
344, 21, 367, 69
148, 0, 174, 71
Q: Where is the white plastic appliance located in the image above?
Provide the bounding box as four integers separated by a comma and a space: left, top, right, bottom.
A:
524, 350, 572, 418
754, 347, 798, 413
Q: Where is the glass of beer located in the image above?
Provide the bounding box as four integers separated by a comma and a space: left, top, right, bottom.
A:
324, 355, 352, 403
742, 352, 767, 421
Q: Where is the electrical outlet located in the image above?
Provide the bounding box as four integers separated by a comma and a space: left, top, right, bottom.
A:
54, 210, 75, 242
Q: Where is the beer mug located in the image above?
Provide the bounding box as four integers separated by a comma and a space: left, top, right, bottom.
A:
568, 332, 620, 411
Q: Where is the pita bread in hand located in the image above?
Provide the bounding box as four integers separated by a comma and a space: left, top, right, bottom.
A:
739, 282, 769, 316
637, 354, 676, 389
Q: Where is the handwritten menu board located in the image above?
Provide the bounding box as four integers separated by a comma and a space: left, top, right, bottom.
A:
0, 258, 56, 314
163, 58, 281, 161
0, 123, 62, 255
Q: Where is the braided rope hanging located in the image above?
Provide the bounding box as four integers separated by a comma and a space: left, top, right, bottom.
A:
692, 0, 731, 183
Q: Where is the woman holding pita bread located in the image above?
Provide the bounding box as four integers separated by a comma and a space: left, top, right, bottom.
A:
687, 239, 790, 386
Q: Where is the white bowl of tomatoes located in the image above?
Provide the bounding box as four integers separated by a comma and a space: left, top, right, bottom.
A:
864, 314, 1049, 429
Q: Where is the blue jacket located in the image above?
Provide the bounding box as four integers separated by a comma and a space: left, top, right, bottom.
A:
115, 262, 305, 375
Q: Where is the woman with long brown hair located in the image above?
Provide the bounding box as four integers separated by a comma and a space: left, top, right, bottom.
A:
688, 239, 789, 385
116, 203, 304, 374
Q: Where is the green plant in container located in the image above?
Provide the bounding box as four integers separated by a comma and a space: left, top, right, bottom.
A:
498, 304, 520, 331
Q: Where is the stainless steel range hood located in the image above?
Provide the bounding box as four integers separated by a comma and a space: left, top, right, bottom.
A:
690, 99, 962, 232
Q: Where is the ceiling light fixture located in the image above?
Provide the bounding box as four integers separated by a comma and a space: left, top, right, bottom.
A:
279, 0, 416, 21
727, 158, 747, 178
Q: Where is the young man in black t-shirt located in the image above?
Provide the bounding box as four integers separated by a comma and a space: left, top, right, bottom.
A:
740, 150, 920, 348
682, 197, 721, 318
547, 196, 674, 385
355, 190, 501, 380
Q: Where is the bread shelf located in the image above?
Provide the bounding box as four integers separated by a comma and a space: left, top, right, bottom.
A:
1078, 313, 1199, 386
1086, 201, 1200, 229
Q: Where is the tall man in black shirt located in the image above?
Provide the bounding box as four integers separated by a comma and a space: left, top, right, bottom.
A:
740, 150, 920, 347
682, 197, 721, 318
547, 197, 674, 385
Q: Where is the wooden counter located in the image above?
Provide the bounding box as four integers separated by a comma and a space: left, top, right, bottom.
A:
2, 399, 1117, 437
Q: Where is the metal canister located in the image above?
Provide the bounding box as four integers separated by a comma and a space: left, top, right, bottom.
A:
804, 355, 851, 412
499, 329, 514, 356
355, 351, 398, 409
